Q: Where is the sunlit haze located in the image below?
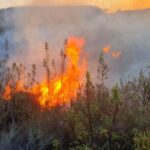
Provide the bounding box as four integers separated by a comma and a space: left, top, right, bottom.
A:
1, 0, 150, 12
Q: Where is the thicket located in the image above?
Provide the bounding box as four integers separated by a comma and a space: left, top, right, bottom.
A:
0, 40, 149, 150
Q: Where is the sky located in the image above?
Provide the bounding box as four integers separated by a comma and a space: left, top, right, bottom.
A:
1, 0, 150, 12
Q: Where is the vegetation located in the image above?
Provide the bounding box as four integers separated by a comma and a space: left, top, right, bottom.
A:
0, 40, 150, 150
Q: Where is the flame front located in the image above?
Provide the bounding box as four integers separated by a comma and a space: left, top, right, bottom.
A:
2, 37, 87, 108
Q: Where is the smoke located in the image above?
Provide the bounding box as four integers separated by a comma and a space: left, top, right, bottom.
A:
0, 6, 150, 86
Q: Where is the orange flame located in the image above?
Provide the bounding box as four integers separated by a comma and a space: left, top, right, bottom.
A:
112, 51, 122, 58
3, 80, 25, 100
3, 84, 11, 100
103, 45, 111, 54
3, 37, 87, 108
103, 45, 122, 59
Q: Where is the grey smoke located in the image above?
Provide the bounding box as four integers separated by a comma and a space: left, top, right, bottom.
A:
0, 6, 150, 85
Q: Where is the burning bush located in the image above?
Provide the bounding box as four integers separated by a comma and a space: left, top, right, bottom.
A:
1, 37, 87, 109
0, 37, 149, 150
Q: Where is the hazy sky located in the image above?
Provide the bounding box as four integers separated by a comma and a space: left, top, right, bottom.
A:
1, 0, 150, 12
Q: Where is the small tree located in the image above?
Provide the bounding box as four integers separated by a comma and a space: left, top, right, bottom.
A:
43, 42, 50, 84
97, 52, 109, 101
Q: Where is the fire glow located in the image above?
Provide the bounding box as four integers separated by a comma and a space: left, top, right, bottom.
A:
103, 45, 122, 58
103, 45, 111, 53
112, 51, 122, 58
1, 0, 150, 12
3, 37, 87, 108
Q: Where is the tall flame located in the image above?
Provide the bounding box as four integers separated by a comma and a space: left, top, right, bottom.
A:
2, 37, 87, 108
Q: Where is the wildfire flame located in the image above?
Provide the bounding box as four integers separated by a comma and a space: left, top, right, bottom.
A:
103, 45, 122, 59
112, 51, 122, 58
2, 37, 87, 108
3, 84, 11, 100
103, 45, 111, 54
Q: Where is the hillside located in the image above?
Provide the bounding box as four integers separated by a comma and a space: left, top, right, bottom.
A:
0, 6, 150, 150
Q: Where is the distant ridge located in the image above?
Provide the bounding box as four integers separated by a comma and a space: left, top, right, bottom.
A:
0, 6, 104, 33
0, 5, 150, 34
